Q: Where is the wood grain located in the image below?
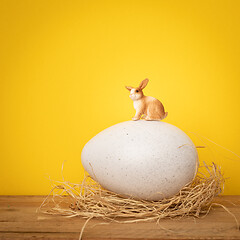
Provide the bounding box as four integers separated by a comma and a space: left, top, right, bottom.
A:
0, 195, 240, 239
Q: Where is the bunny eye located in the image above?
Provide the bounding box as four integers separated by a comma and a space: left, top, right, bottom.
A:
136, 90, 139, 93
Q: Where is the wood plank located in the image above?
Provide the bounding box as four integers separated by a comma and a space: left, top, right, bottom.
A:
0, 195, 239, 239
0, 205, 239, 223
0, 232, 79, 240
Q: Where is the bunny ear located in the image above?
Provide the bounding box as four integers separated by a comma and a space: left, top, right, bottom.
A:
125, 86, 133, 91
139, 78, 149, 90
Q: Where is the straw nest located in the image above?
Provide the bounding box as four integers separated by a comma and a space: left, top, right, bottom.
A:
38, 162, 227, 223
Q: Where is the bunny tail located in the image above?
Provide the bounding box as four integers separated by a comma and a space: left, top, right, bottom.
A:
161, 112, 168, 120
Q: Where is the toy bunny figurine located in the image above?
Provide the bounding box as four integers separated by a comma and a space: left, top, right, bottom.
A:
125, 78, 168, 121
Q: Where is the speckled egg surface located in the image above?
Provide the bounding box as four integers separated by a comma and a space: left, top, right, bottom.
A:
81, 120, 199, 201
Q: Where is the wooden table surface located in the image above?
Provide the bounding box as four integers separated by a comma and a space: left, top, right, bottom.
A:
0, 195, 240, 240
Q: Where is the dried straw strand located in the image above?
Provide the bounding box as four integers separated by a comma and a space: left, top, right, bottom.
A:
38, 162, 226, 223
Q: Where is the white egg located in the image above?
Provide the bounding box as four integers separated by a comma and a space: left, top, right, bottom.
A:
81, 120, 199, 201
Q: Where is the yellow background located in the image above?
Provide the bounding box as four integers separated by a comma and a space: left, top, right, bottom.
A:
1, 0, 240, 195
